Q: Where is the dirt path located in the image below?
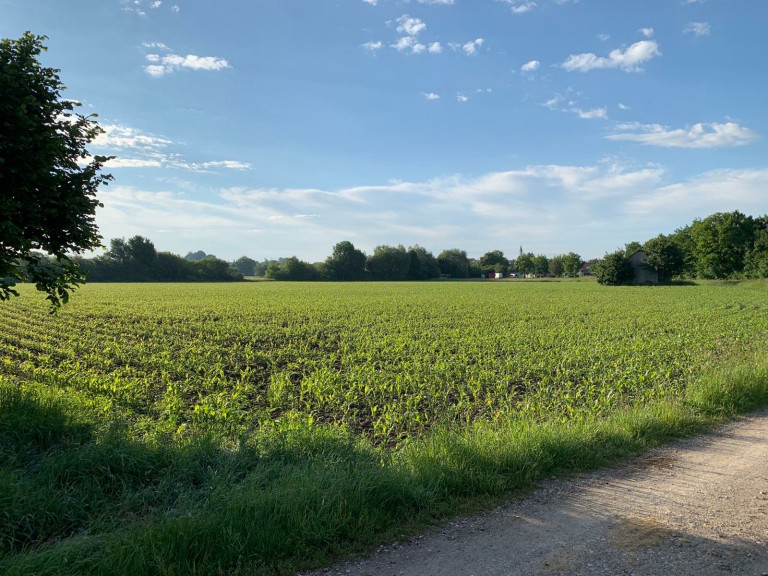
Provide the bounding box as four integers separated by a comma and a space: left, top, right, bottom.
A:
305, 410, 768, 576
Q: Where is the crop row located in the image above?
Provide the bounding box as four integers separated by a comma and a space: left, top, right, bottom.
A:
2, 281, 767, 445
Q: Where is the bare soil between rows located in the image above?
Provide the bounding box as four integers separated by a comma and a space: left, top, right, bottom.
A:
305, 410, 768, 576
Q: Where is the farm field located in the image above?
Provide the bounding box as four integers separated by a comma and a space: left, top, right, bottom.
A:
1, 280, 768, 575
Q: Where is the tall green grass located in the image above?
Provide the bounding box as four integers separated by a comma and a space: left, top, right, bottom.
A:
2, 351, 766, 575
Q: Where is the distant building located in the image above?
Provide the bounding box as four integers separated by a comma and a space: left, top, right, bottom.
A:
628, 250, 659, 285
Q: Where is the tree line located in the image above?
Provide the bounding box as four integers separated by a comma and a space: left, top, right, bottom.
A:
247, 241, 584, 282
70, 237, 244, 282
592, 210, 768, 285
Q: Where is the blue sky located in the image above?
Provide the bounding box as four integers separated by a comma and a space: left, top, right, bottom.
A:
3, 0, 767, 262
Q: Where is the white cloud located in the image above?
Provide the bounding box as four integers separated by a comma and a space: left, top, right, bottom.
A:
362, 40, 383, 51
626, 169, 768, 220
171, 5, 180, 13
574, 107, 608, 120
362, 0, 378, 4
607, 121, 759, 148
95, 161, 680, 261
521, 59, 540, 72
495, 0, 537, 13
462, 38, 484, 55
143, 52, 231, 76
597, 33, 610, 41
618, 103, 629, 110
423, 92, 440, 100
396, 15, 426, 36
428, 42, 442, 54
562, 40, 661, 72
94, 124, 173, 150
684, 21, 710, 36
638, 27, 654, 38
201, 161, 252, 170
416, 0, 455, 3
151, 1, 162, 8
142, 42, 169, 50
391, 36, 426, 54
92, 123, 250, 171
457, 93, 469, 103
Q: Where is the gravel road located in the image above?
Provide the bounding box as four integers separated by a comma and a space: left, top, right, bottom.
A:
304, 410, 768, 576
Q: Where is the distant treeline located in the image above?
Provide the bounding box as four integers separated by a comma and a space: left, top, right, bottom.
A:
593, 210, 768, 285
73, 237, 243, 282
242, 242, 585, 282
64, 210, 768, 284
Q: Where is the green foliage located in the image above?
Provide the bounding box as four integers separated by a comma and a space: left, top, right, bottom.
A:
2, 282, 768, 573
233, 256, 258, 276
548, 255, 564, 277
0, 33, 112, 308
78, 236, 242, 282
514, 252, 535, 276
478, 250, 510, 276
623, 241, 642, 257
562, 252, 583, 277
690, 211, 755, 279
643, 234, 684, 281
592, 250, 633, 285
325, 241, 367, 281
406, 245, 441, 280
437, 249, 469, 278
367, 245, 410, 281
265, 256, 321, 281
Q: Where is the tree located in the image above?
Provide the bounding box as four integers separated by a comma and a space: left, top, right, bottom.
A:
406, 245, 440, 280
265, 256, 320, 281
744, 226, 768, 278
642, 234, 684, 282
437, 249, 470, 278
690, 211, 755, 278
562, 252, 583, 277
233, 256, 257, 276
533, 254, 549, 277
624, 241, 642, 257
1, 33, 112, 307
548, 255, 564, 277
592, 251, 633, 286
478, 250, 510, 276
325, 241, 367, 281
514, 253, 535, 276
367, 245, 410, 281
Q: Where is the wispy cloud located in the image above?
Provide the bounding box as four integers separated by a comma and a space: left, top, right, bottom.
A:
457, 93, 469, 103
638, 27, 654, 38
92, 124, 251, 171
521, 59, 540, 72
416, 0, 455, 4
362, 40, 383, 51
626, 169, 768, 219
144, 51, 231, 77
562, 40, 661, 72
422, 92, 440, 100
362, 0, 378, 5
496, 0, 537, 13
96, 161, 682, 261
607, 121, 758, 148
574, 107, 608, 120
684, 21, 711, 36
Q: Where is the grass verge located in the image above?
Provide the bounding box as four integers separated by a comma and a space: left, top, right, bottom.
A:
1, 352, 767, 575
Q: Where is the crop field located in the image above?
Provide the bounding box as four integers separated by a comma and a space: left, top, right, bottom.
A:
1, 280, 768, 575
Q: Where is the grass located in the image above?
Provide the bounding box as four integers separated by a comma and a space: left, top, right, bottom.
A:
1, 280, 768, 574
1, 350, 766, 575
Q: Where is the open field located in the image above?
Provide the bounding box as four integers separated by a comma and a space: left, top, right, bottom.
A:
1, 280, 768, 574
